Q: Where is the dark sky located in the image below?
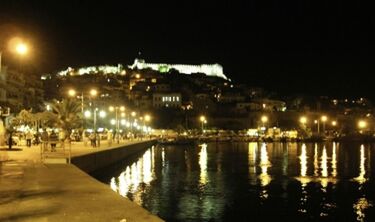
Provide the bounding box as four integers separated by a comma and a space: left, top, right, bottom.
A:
1, 0, 375, 99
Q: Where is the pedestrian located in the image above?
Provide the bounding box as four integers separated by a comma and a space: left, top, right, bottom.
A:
41, 129, 49, 151
82, 130, 88, 146
59, 130, 66, 149
96, 133, 101, 147
107, 130, 113, 146
25, 131, 33, 147
89, 133, 96, 147
34, 132, 40, 145
49, 131, 58, 152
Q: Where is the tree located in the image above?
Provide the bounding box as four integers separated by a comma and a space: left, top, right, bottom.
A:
15, 109, 36, 129
50, 99, 82, 134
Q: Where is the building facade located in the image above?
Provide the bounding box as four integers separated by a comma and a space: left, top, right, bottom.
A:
153, 93, 182, 108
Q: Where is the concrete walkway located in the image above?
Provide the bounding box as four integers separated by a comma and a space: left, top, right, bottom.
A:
0, 140, 163, 222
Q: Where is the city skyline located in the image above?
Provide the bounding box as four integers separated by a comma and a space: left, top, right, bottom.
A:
0, 1, 374, 99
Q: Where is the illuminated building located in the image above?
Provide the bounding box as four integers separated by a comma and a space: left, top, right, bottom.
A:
153, 93, 182, 108
0, 67, 43, 112
129, 58, 228, 80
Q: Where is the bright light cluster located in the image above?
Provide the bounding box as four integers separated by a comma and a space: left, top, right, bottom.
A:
57, 64, 125, 76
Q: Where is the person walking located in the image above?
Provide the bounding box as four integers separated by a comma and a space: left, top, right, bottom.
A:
107, 130, 113, 146
89, 133, 96, 147
41, 129, 49, 151
25, 131, 33, 147
82, 130, 88, 146
59, 130, 66, 150
49, 131, 58, 152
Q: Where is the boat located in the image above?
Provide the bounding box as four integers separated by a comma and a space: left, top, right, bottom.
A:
158, 137, 197, 145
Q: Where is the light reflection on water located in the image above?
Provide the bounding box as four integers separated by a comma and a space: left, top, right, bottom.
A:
199, 143, 208, 185
259, 143, 271, 187
105, 142, 375, 221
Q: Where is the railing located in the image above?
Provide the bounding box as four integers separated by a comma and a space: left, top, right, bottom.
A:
40, 140, 71, 164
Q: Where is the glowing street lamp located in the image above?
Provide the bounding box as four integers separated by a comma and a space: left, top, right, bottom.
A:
261, 115, 268, 127
16, 43, 28, 55
321, 115, 327, 122
84, 110, 91, 118
358, 120, 367, 129
300, 116, 307, 124
332, 121, 337, 126
99, 110, 106, 118
131, 111, 136, 117
321, 115, 328, 134
1, 39, 29, 73
200, 115, 206, 132
144, 114, 151, 122
90, 89, 98, 97
68, 88, 98, 128
68, 89, 76, 97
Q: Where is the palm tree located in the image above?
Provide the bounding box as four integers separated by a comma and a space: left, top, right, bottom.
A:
15, 109, 36, 129
50, 99, 82, 134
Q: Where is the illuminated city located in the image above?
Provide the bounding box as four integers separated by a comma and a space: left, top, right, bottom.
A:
1, 1, 375, 222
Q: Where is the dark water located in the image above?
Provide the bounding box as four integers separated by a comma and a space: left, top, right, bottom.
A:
95, 142, 375, 221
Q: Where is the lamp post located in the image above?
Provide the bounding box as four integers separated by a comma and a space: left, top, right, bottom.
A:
358, 120, 367, 133
68, 88, 97, 128
144, 114, 151, 138
261, 115, 268, 127
300, 116, 307, 125
93, 108, 97, 133
109, 105, 125, 144
199, 115, 206, 132
0, 41, 28, 73
321, 115, 328, 135
299, 116, 308, 138
314, 120, 320, 134
130, 111, 136, 136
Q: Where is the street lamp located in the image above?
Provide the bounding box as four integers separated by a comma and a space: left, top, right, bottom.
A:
16, 43, 28, 55
68, 88, 98, 128
261, 115, 268, 127
200, 115, 206, 132
358, 120, 367, 131
300, 116, 307, 124
90, 89, 98, 97
144, 114, 151, 122
85, 108, 105, 135
314, 119, 320, 134
109, 105, 125, 143
1, 40, 29, 73
321, 115, 328, 134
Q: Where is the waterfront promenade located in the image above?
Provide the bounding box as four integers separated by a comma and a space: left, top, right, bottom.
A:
0, 140, 163, 222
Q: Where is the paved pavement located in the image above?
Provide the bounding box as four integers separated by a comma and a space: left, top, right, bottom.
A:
0, 140, 163, 222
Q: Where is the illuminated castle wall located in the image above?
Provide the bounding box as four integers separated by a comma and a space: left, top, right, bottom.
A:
56, 59, 228, 80
129, 59, 228, 80
57, 64, 125, 76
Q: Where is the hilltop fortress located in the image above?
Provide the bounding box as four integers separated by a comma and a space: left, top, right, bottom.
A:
129, 59, 228, 80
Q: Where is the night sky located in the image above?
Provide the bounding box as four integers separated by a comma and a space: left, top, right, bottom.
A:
1, 0, 375, 99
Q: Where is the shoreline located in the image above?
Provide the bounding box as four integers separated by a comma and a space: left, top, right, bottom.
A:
0, 140, 163, 222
